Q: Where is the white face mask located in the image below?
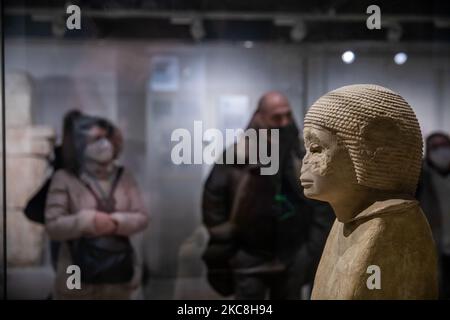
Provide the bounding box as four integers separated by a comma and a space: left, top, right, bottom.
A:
84, 137, 115, 164
429, 147, 450, 172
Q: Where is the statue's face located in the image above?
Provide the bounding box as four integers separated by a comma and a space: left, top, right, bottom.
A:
300, 126, 357, 203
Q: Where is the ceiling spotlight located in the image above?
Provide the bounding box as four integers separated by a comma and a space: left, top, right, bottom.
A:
190, 18, 205, 42
51, 15, 66, 38
243, 41, 254, 49
291, 20, 307, 42
394, 52, 408, 65
387, 23, 403, 42
342, 51, 355, 64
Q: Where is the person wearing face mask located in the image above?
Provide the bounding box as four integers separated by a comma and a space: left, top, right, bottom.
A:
45, 115, 149, 299
417, 132, 450, 299
202, 92, 334, 299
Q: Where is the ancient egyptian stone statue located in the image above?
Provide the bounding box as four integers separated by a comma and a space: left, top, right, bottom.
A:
300, 84, 438, 299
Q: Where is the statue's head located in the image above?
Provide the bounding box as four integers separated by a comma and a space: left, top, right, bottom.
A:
300, 84, 423, 205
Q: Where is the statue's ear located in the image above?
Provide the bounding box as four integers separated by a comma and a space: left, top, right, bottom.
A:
360, 116, 402, 161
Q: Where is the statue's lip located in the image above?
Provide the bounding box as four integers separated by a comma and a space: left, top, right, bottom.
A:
300, 179, 314, 187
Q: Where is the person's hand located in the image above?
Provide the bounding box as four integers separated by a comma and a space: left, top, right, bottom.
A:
94, 212, 117, 235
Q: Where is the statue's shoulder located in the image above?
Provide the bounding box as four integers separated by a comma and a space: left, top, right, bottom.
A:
350, 199, 419, 223
347, 199, 425, 245
351, 199, 432, 250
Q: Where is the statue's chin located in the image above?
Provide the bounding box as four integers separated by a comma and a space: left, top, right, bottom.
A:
303, 188, 319, 200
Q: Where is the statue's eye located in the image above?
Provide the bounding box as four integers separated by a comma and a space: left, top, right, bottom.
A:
310, 144, 322, 153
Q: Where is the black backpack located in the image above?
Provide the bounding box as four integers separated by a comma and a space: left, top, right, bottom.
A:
24, 146, 63, 224
24, 178, 52, 224
24, 147, 62, 269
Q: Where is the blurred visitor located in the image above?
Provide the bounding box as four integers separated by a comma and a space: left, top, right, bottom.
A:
417, 132, 450, 299
45, 114, 148, 299
202, 92, 334, 300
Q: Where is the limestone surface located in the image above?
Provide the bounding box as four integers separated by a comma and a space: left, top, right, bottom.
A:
301, 84, 438, 300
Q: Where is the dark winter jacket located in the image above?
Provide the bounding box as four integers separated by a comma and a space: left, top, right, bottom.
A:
202, 136, 334, 295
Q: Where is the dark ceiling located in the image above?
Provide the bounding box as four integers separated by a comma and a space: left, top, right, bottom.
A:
4, 0, 450, 43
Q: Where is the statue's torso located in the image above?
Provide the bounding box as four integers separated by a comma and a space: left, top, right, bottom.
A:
311, 199, 438, 299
